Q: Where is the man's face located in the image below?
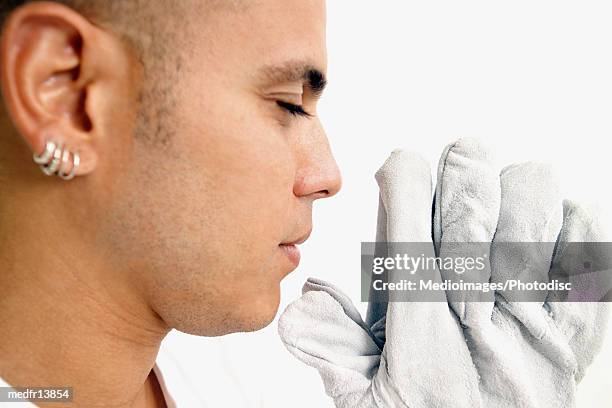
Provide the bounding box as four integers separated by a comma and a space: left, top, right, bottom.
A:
96, 0, 340, 335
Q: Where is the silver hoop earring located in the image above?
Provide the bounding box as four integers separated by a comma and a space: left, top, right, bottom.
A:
41, 142, 63, 176
59, 151, 80, 181
57, 147, 71, 176
33, 140, 57, 165
33, 140, 80, 180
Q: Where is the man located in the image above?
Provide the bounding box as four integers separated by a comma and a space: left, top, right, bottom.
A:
0, 0, 339, 406
2, 1, 609, 408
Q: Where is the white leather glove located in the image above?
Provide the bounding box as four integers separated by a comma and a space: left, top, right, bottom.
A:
278, 138, 610, 408
432, 139, 610, 407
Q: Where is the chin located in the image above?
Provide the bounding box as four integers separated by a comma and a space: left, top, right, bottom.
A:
164, 283, 282, 337
232, 286, 282, 333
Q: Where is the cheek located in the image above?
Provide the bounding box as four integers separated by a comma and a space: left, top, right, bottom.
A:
120, 76, 295, 287
206, 138, 294, 266
96, 89, 296, 334
182, 94, 295, 240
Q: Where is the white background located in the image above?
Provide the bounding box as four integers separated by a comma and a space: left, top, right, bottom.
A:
160, 1, 612, 406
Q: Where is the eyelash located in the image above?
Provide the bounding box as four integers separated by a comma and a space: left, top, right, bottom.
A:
276, 100, 312, 118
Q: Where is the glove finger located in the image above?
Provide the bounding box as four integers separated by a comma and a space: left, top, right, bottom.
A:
433, 138, 501, 327
491, 162, 563, 339
304, 277, 385, 349
433, 138, 501, 248
380, 300, 481, 408
375, 149, 433, 243
546, 200, 612, 380
374, 149, 445, 302
365, 194, 390, 335
278, 288, 381, 403
374, 149, 481, 407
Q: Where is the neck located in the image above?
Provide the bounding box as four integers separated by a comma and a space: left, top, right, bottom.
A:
0, 194, 170, 407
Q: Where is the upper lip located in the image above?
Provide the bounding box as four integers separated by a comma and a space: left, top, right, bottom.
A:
281, 229, 312, 246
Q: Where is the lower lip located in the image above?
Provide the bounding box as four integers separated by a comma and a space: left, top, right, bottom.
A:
279, 244, 301, 268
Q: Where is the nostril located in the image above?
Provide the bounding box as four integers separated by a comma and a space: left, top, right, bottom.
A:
308, 190, 331, 200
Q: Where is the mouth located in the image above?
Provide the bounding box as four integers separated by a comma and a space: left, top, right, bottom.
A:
279, 229, 312, 268
278, 244, 301, 268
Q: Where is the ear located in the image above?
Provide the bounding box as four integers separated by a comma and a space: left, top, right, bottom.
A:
0, 1, 137, 178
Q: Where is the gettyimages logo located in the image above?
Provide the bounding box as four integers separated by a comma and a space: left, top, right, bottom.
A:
361, 242, 612, 302
371, 253, 488, 275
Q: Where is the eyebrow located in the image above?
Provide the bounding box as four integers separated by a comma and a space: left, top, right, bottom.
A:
258, 61, 328, 98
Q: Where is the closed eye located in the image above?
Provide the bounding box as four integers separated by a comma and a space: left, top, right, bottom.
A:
276, 100, 312, 117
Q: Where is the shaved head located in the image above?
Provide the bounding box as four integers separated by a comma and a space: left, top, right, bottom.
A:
1, 0, 199, 144
1, 0, 188, 31
2, 1, 164, 42
1, 0, 243, 43
1, 0, 248, 144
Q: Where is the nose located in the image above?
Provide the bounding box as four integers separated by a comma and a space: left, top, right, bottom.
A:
293, 120, 342, 200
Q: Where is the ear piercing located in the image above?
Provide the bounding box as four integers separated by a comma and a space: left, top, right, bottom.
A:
33, 140, 80, 181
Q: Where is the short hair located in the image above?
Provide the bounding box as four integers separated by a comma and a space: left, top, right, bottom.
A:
1, 1, 156, 48
1, 0, 193, 145
2, 1, 106, 28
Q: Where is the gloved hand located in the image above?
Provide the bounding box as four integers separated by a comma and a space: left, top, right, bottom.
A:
432, 139, 610, 407
278, 138, 610, 408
